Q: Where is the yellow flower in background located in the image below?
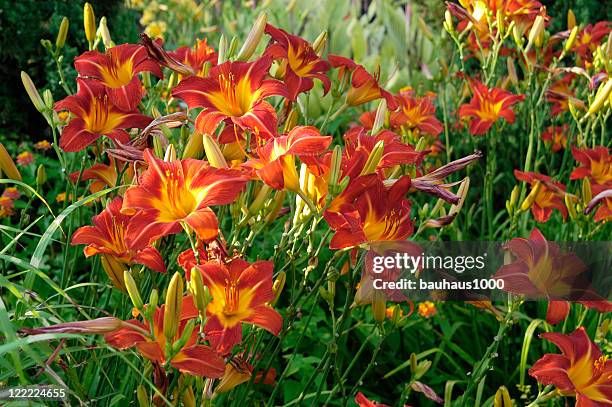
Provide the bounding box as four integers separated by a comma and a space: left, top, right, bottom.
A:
145, 21, 167, 39
34, 140, 52, 150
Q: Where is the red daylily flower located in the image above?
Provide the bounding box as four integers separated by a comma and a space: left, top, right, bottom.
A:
169, 38, 218, 77
355, 392, 391, 407
246, 125, 332, 191
324, 175, 413, 249
458, 79, 524, 135
71, 197, 165, 289
514, 170, 567, 222
121, 149, 249, 247
541, 125, 568, 153
546, 75, 584, 117
264, 24, 330, 101
172, 57, 288, 140
390, 89, 443, 136
571, 22, 611, 63
570, 146, 612, 222
70, 155, 135, 193
529, 327, 612, 406
494, 228, 611, 324
54, 79, 152, 152
327, 55, 398, 110
105, 296, 225, 378
198, 258, 282, 354
75, 44, 162, 111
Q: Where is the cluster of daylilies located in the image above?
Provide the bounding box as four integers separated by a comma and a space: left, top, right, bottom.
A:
2, 0, 610, 405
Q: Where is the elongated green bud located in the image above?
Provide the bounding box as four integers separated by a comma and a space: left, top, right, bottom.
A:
236, 13, 267, 61
99, 17, 113, 49
56, 17, 69, 49
312, 30, 328, 56
249, 184, 272, 215
565, 26, 578, 52
124, 270, 143, 310
36, 164, 47, 187
21, 71, 45, 112
203, 134, 228, 168
217, 34, 228, 64
163, 272, 183, 341
371, 99, 387, 134
359, 140, 384, 176
271, 271, 286, 306
586, 79, 612, 117
494, 386, 512, 407
189, 267, 208, 315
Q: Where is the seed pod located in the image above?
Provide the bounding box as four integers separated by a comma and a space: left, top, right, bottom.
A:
124, 270, 144, 310
56, 17, 69, 49
163, 272, 183, 341
202, 134, 228, 168
236, 13, 267, 61
84, 3, 96, 43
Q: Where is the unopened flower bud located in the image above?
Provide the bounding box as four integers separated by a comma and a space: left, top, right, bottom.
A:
124, 270, 144, 310
149, 289, 159, 310
0, 143, 22, 181
136, 385, 149, 407
526, 15, 545, 51
56, 17, 69, 49
152, 135, 164, 158
163, 272, 183, 341
217, 34, 228, 64
372, 292, 386, 323
605, 33, 612, 59
42, 89, 54, 110
371, 99, 387, 134
520, 181, 542, 212
494, 385, 512, 407
507, 58, 518, 87
36, 164, 47, 187
84, 3, 96, 43
565, 194, 578, 220
99, 17, 114, 49
283, 108, 299, 133
312, 30, 328, 56
565, 26, 578, 53
182, 131, 203, 159
249, 184, 272, 215
496, 10, 505, 36
173, 320, 196, 353
236, 13, 267, 61
359, 140, 384, 176
164, 144, 176, 162
586, 79, 612, 117
203, 134, 228, 168
567, 9, 576, 30
410, 353, 418, 373
328, 145, 343, 194
271, 271, 286, 306
21, 71, 45, 113
189, 267, 209, 314
582, 178, 592, 203
510, 185, 520, 208
265, 190, 286, 225
443, 10, 454, 34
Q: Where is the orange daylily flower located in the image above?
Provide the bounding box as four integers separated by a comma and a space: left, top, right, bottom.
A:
546, 75, 584, 117
570, 146, 612, 222
172, 57, 288, 140
570, 22, 611, 63
54, 79, 152, 152
72, 197, 166, 289
494, 227, 612, 325
541, 125, 568, 153
169, 38, 218, 77
355, 392, 392, 407
324, 175, 413, 249
121, 149, 249, 247
198, 258, 282, 355
75, 44, 162, 111
341, 127, 424, 179
390, 89, 443, 136
264, 24, 331, 101
70, 155, 134, 193
529, 327, 612, 406
327, 55, 398, 110
459, 79, 524, 135
514, 170, 567, 222
105, 295, 225, 378
246, 125, 332, 191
